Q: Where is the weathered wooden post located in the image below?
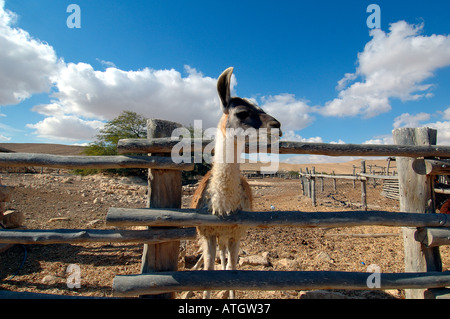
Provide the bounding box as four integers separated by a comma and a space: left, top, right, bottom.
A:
393, 127, 442, 299
332, 171, 337, 192
352, 166, 356, 188
361, 160, 367, 211
304, 167, 310, 198
141, 119, 183, 299
311, 167, 316, 207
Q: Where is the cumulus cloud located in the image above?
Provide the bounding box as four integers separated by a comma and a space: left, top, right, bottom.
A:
37, 63, 222, 131
319, 21, 450, 118
26, 115, 104, 142
425, 121, 450, 145
442, 107, 450, 120
393, 112, 431, 129
281, 130, 323, 143
363, 135, 393, 145
259, 93, 314, 132
0, 0, 60, 105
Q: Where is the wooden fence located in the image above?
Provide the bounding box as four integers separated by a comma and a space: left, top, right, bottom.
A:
1, 123, 450, 299
299, 161, 399, 208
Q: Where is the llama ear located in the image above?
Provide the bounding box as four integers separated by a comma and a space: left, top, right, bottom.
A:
217, 67, 234, 114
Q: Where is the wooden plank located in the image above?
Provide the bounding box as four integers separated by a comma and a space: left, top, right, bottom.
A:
393, 127, 442, 299
0, 228, 196, 244
413, 159, 450, 175
415, 227, 450, 248
106, 208, 449, 229
112, 270, 450, 296
118, 137, 450, 157
0, 153, 193, 170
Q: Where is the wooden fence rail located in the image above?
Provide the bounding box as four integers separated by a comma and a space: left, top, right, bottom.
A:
106, 207, 449, 229
118, 137, 450, 157
113, 270, 450, 297
0, 153, 193, 170
0, 228, 196, 245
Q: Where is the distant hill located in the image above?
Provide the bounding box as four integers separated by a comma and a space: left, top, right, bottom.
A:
0, 143, 85, 155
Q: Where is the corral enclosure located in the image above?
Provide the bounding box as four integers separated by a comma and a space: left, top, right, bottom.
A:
1, 125, 450, 299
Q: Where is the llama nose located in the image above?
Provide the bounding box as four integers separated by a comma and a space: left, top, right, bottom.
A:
267, 119, 282, 136
268, 120, 281, 129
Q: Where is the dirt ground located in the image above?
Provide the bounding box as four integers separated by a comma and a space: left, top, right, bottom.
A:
1, 170, 450, 299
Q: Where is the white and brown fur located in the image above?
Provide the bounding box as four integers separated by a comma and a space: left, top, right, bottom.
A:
191, 67, 281, 298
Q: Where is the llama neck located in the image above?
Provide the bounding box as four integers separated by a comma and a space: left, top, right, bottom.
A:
212, 131, 243, 179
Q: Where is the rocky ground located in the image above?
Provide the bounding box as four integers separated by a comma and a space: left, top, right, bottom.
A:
1, 170, 449, 299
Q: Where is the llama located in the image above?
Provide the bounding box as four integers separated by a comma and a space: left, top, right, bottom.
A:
191, 67, 281, 298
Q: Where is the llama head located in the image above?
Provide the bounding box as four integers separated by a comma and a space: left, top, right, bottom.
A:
217, 67, 282, 142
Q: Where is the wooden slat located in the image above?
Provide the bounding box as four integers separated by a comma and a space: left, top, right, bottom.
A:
118, 137, 450, 157
0, 153, 193, 170
112, 270, 450, 296
0, 228, 196, 244
106, 207, 449, 229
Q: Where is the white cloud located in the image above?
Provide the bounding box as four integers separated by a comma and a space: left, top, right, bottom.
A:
259, 93, 314, 132
423, 121, 450, 145
393, 112, 431, 129
26, 115, 104, 142
363, 135, 393, 145
0, 0, 60, 105
40, 63, 221, 128
281, 130, 323, 143
318, 21, 450, 118
442, 107, 450, 120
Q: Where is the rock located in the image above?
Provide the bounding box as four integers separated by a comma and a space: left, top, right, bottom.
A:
62, 177, 74, 184
317, 251, 334, 263
42, 275, 63, 285
239, 252, 270, 267
86, 219, 103, 227
274, 258, 299, 269
2, 210, 24, 228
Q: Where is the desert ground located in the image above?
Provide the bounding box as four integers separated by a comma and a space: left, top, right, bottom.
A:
0, 143, 449, 299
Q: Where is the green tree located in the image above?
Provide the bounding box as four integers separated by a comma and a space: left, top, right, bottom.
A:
85, 110, 147, 155
74, 111, 147, 176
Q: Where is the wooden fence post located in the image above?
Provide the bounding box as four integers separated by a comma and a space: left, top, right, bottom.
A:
332, 171, 337, 192
305, 168, 310, 198
311, 167, 316, 207
393, 127, 442, 299
141, 119, 183, 299
361, 160, 367, 211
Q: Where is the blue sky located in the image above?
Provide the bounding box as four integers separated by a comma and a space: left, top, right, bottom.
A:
1, 1, 450, 163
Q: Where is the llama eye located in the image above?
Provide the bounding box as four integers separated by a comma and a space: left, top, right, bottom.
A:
236, 111, 249, 119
